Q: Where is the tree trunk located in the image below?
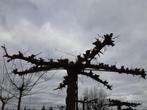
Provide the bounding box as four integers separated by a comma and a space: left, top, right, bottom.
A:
117, 105, 121, 110
1, 102, 5, 110
17, 90, 23, 110
82, 102, 85, 110
66, 69, 78, 110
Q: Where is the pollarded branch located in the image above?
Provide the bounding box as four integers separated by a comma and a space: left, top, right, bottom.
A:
55, 70, 113, 90
84, 63, 146, 79
77, 33, 114, 63
80, 70, 112, 90
2, 46, 69, 67
12, 65, 63, 75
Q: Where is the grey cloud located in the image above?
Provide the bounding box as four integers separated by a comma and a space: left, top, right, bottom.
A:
0, 0, 147, 109
0, 0, 38, 22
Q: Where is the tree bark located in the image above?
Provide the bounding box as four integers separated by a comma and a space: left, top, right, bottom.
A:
66, 69, 78, 110
1, 102, 5, 110
17, 90, 23, 110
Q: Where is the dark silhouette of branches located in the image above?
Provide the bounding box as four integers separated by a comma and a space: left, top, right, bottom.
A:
84, 63, 146, 78
9, 73, 47, 110
2, 33, 146, 110
108, 99, 141, 108
80, 87, 108, 110
2, 58, 49, 110
80, 71, 112, 90
0, 59, 16, 110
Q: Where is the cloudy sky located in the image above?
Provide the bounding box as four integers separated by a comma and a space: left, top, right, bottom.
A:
0, 0, 147, 109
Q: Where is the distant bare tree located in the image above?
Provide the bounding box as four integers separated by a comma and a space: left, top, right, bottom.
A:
57, 105, 65, 110
0, 80, 14, 110
2, 58, 49, 110
107, 99, 141, 110
10, 72, 48, 110
80, 87, 108, 110
0, 59, 15, 110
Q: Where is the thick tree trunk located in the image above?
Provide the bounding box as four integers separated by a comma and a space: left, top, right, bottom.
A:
1, 102, 5, 110
17, 90, 23, 110
66, 69, 78, 110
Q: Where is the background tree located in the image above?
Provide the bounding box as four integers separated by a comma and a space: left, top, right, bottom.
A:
0, 58, 16, 110
80, 88, 141, 110
57, 105, 65, 110
80, 87, 108, 110
9, 72, 47, 110
2, 33, 146, 110
2, 57, 49, 110
0, 84, 14, 110
107, 99, 141, 110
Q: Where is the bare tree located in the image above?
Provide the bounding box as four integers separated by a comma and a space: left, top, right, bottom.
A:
0, 82, 14, 110
2, 33, 146, 110
2, 58, 48, 110
0, 59, 15, 110
107, 99, 141, 110
80, 88, 141, 110
10, 72, 47, 110
79, 87, 108, 110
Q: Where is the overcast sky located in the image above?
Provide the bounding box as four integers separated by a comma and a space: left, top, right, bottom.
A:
0, 0, 147, 109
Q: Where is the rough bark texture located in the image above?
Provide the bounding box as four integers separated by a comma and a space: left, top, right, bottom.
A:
66, 69, 78, 110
